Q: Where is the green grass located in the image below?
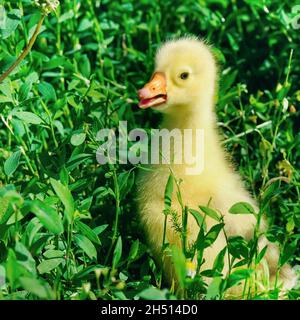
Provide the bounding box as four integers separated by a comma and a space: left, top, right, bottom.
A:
0, 0, 299, 300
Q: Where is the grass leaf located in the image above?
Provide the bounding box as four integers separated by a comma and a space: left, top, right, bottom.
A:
229, 202, 256, 215
14, 111, 43, 125
50, 178, 75, 222
4, 150, 21, 176
37, 258, 64, 274
19, 276, 54, 299
189, 208, 206, 231
74, 234, 97, 260
171, 245, 186, 288
138, 287, 168, 300
29, 199, 64, 234
199, 205, 220, 221
75, 220, 100, 245
112, 236, 122, 269
204, 223, 225, 248
226, 269, 253, 290
71, 133, 86, 146
164, 174, 174, 209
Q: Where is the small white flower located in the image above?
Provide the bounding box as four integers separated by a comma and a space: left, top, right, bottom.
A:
186, 260, 196, 278
94, 268, 102, 279
82, 282, 91, 294
34, 0, 60, 15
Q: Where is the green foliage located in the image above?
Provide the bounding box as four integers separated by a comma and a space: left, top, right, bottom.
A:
229, 202, 256, 215
0, 0, 299, 300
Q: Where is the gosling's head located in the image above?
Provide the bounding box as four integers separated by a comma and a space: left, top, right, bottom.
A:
138, 37, 217, 114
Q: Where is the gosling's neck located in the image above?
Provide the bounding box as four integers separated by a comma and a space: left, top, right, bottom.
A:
160, 94, 229, 178
161, 94, 216, 132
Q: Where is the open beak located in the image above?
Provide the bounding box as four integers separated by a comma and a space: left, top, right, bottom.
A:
138, 72, 167, 109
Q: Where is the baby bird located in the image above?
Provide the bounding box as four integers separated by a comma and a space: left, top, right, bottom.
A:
136, 37, 297, 297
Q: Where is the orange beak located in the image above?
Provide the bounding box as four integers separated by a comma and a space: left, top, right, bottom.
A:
138, 72, 167, 109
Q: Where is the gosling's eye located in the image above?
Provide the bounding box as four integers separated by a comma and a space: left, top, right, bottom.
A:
180, 72, 189, 80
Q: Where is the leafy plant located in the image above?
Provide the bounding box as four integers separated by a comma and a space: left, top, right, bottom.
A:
0, 0, 299, 300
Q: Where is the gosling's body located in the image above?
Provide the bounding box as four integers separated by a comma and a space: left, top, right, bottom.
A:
136, 38, 296, 296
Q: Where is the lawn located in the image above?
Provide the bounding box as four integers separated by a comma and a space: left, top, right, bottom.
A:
0, 0, 299, 300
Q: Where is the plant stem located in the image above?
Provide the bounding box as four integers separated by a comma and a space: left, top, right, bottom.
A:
20, 146, 39, 177
0, 14, 45, 83
104, 166, 121, 264
158, 211, 169, 289
66, 219, 74, 281
182, 206, 188, 256
39, 98, 59, 148
111, 168, 121, 242
87, 0, 104, 85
